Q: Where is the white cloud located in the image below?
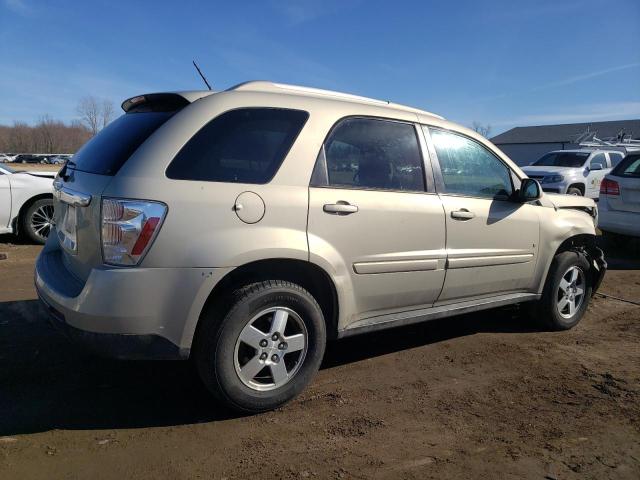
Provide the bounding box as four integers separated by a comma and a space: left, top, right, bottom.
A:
491, 101, 640, 127
3, 0, 30, 14
270, 0, 362, 25
533, 63, 640, 91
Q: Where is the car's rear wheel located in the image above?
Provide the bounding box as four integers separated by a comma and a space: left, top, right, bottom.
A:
532, 250, 592, 330
567, 187, 583, 196
195, 280, 326, 412
22, 198, 54, 244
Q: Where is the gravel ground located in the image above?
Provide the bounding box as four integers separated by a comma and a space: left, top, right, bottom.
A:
0, 234, 638, 479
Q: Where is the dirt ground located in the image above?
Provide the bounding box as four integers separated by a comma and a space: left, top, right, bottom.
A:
1, 163, 61, 173
0, 234, 639, 480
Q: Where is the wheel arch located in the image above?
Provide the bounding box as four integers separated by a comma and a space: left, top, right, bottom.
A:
567, 183, 585, 195
12, 192, 53, 235
536, 232, 605, 296
189, 258, 340, 356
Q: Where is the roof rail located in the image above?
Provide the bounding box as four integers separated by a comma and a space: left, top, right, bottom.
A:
578, 135, 640, 149
226, 81, 444, 119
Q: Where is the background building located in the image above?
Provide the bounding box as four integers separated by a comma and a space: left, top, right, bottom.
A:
490, 119, 640, 166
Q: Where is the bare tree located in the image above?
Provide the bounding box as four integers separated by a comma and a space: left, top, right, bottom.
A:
77, 96, 101, 135
101, 99, 115, 129
472, 122, 492, 138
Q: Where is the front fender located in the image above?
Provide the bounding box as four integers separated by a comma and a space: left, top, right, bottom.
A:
533, 206, 598, 293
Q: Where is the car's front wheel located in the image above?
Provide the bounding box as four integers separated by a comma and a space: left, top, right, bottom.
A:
195, 280, 326, 413
22, 198, 54, 244
533, 251, 593, 330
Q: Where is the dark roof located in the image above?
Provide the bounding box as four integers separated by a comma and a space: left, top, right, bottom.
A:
490, 119, 640, 144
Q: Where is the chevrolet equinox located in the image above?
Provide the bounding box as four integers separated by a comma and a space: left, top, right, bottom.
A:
36, 81, 606, 412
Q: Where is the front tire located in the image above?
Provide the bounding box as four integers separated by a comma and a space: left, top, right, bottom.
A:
567, 187, 583, 196
195, 280, 326, 413
533, 251, 592, 330
22, 198, 54, 244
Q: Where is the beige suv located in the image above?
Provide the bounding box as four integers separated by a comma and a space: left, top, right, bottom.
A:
36, 81, 606, 412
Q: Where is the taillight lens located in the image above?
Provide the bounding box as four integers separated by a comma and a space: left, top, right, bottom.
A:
600, 178, 620, 196
101, 198, 167, 266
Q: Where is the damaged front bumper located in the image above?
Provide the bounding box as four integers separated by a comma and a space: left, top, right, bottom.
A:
587, 246, 607, 295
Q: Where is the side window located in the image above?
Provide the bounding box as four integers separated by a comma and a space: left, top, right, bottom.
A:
166, 108, 309, 184
590, 153, 606, 169
609, 152, 624, 167
429, 128, 513, 199
313, 117, 425, 192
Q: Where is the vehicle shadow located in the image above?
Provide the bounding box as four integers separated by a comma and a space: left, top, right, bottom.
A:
0, 298, 541, 436
596, 236, 640, 270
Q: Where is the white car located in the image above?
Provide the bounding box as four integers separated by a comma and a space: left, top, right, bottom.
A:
522, 149, 625, 198
0, 164, 56, 243
599, 153, 640, 238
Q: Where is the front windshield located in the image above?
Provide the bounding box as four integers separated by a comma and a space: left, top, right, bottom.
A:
1, 164, 16, 173
532, 152, 590, 168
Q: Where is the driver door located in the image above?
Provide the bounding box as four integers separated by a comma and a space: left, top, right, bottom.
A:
586, 152, 607, 198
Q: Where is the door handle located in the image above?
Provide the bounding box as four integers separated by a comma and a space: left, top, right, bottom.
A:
451, 209, 475, 220
323, 202, 358, 215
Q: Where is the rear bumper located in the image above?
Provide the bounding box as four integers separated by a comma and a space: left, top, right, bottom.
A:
598, 209, 640, 237
38, 291, 185, 360
35, 247, 231, 359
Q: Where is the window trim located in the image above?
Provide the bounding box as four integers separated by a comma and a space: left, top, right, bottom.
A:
309, 115, 434, 194
424, 126, 517, 201
165, 107, 310, 185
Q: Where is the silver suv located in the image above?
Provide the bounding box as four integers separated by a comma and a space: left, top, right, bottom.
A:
36, 81, 606, 412
522, 149, 626, 198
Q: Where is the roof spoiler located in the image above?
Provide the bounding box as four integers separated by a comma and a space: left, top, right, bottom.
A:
121, 93, 191, 113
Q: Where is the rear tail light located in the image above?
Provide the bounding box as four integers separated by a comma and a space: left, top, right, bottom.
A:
600, 178, 620, 196
101, 198, 167, 266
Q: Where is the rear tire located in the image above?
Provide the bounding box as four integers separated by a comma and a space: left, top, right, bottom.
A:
531, 251, 592, 331
194, 280, 326, 413
21, 198, 54, 244
567, 187, 583, 196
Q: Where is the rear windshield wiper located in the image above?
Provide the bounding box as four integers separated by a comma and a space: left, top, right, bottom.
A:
59, 160, 76, 181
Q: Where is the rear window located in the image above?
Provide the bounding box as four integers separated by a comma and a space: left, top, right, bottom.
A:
166, 108, 308, 184
71, 111, 174, 175
611, 154, 640, 177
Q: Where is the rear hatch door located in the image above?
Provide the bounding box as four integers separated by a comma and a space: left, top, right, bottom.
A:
604, 155, 640, 213
53, 94, 191, 281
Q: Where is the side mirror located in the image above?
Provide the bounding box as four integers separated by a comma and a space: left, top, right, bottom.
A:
518, 178, 541, 202
589, 162, 603, 171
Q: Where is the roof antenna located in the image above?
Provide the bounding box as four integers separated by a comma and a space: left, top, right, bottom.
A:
192, 60, 212, 90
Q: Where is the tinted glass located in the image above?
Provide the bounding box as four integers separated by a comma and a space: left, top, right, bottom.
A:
318, 118, 424, 192
532, 152, 590, 167
611, 154, 640, 177
609, 152, 624, 167
590, 153, 606, 168
167, 108, 308, 184
430, 128, 513, 198
71, 112, 174, 175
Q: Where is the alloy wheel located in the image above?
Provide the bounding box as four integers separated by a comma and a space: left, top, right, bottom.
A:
30, 203, 54, 241
556, 265, 586, 319
234, 307, 308, 391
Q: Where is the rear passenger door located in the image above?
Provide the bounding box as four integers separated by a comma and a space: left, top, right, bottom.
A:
424, 127, 540, 303
307, 117, 446, 326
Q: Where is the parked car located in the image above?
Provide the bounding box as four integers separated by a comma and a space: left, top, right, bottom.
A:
521, 149, 625, 198
0, 163, 56, 243
14, 154, 46, 164
0, 153, 18, 163
599, 152, 640, 239
36, 81, 606, 412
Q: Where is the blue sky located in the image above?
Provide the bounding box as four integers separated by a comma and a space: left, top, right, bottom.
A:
1, 0, 639, 135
